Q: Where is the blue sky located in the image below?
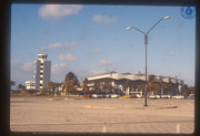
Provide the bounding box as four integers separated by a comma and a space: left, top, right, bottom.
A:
11, 4, 195, 88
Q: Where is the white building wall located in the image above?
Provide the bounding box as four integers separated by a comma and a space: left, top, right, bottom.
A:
34, 60, 41, 90
25, 81, 36, 90
33, 54, 51, 90
43, 60, 51, 88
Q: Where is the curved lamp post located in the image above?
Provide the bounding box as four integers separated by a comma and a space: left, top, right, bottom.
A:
126, 16, 170, 106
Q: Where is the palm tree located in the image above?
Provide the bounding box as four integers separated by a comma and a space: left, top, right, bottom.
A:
102, 79, 112, 94
56, 82, 63, 95
147, 75, 159, 95
17, 84, 23, 91
93, 81, 101, 94
130, 82, 136, 94
47, 82, 54, 94
21, 85, 26, 93
159, 82, 170, 97
123, 80, 131, 95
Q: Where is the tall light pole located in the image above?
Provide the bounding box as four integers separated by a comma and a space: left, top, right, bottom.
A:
126, 16, 170, 106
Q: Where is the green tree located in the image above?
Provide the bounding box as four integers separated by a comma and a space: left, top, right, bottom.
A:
17, 84, 23, 91
181, 84, 189, 95
188, 86, 195, 94
56, 82, 63, 95
47, 82, 54, 94
64, 72, 79, 96
160, 82, 169, 97
47, 82, 52, 92
47, 82, 61, 96
113, 86, 122, 96
147, 75, 159, 95
93, 81, 101, 94
21, 85, 26, 93
82, 78, 89, 95
137, 83, 145, 92
102, 79, 112, 94
130, 82, 136, 93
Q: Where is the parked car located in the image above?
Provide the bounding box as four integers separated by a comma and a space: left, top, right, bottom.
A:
172, 95, 184, 99
123, 95, 130, 98
161, 95, 171, 99
99, 94, 104, 98
92, 94, 98, 98
149, 95, 160, 99
110, 94, 119, 98
188, 94, 194, 99
135, 94, 143, 98
130, 95, 136, 98
104, 94, 110, 98
83, 94, 92, 98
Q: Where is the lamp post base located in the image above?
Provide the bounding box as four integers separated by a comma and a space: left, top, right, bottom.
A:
143, 104, 148, 107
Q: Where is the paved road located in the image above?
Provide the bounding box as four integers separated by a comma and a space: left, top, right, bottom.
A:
10, 96, 194, 134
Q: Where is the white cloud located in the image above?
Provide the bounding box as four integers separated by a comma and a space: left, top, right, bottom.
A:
51, 63, 68, 82
89, 70, 107, 76
98, 60, 113, 66
93, 14, 117, 24
11, 61, 34, 72
41, 42, 77, 51
11, 61, 34, 87
39, 4, 83, 20
59, 54, 77, 61
51, 63, 67, 74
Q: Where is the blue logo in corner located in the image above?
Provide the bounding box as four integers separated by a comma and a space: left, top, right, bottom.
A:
180, 2, 196, 19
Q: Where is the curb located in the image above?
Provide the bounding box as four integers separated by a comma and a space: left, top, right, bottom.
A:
83, 105, 178, 110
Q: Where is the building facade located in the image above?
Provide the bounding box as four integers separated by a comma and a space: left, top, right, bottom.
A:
25, 81, 36, 90
33, 54, 51, 90
86, 72, 184, 95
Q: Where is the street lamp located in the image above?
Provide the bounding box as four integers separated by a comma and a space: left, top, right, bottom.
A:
127, 16, 169, 106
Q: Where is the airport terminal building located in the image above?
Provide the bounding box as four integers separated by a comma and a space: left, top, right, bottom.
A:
86, 72, 184, 95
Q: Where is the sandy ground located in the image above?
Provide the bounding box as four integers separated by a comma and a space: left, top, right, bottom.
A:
10, 96, 194, 134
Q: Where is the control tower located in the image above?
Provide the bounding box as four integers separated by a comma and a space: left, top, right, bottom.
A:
33, 54, 51, 90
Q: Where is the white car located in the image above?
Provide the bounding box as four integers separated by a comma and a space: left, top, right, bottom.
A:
110, 94, 119, 98
135, 94, 142, 98
99, 94, 104, 98
161, 95, 171, 99
149, 95, 160, 99
92, 94, 98, 98
104, 94, 110, 98
172, 95, 184, 99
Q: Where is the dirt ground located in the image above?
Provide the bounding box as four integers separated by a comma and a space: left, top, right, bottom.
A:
10, 96, 194, 134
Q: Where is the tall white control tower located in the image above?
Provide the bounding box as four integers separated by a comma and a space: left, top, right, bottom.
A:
33, 54, 51, 90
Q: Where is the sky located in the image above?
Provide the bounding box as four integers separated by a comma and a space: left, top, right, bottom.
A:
11, 4, 196, 89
